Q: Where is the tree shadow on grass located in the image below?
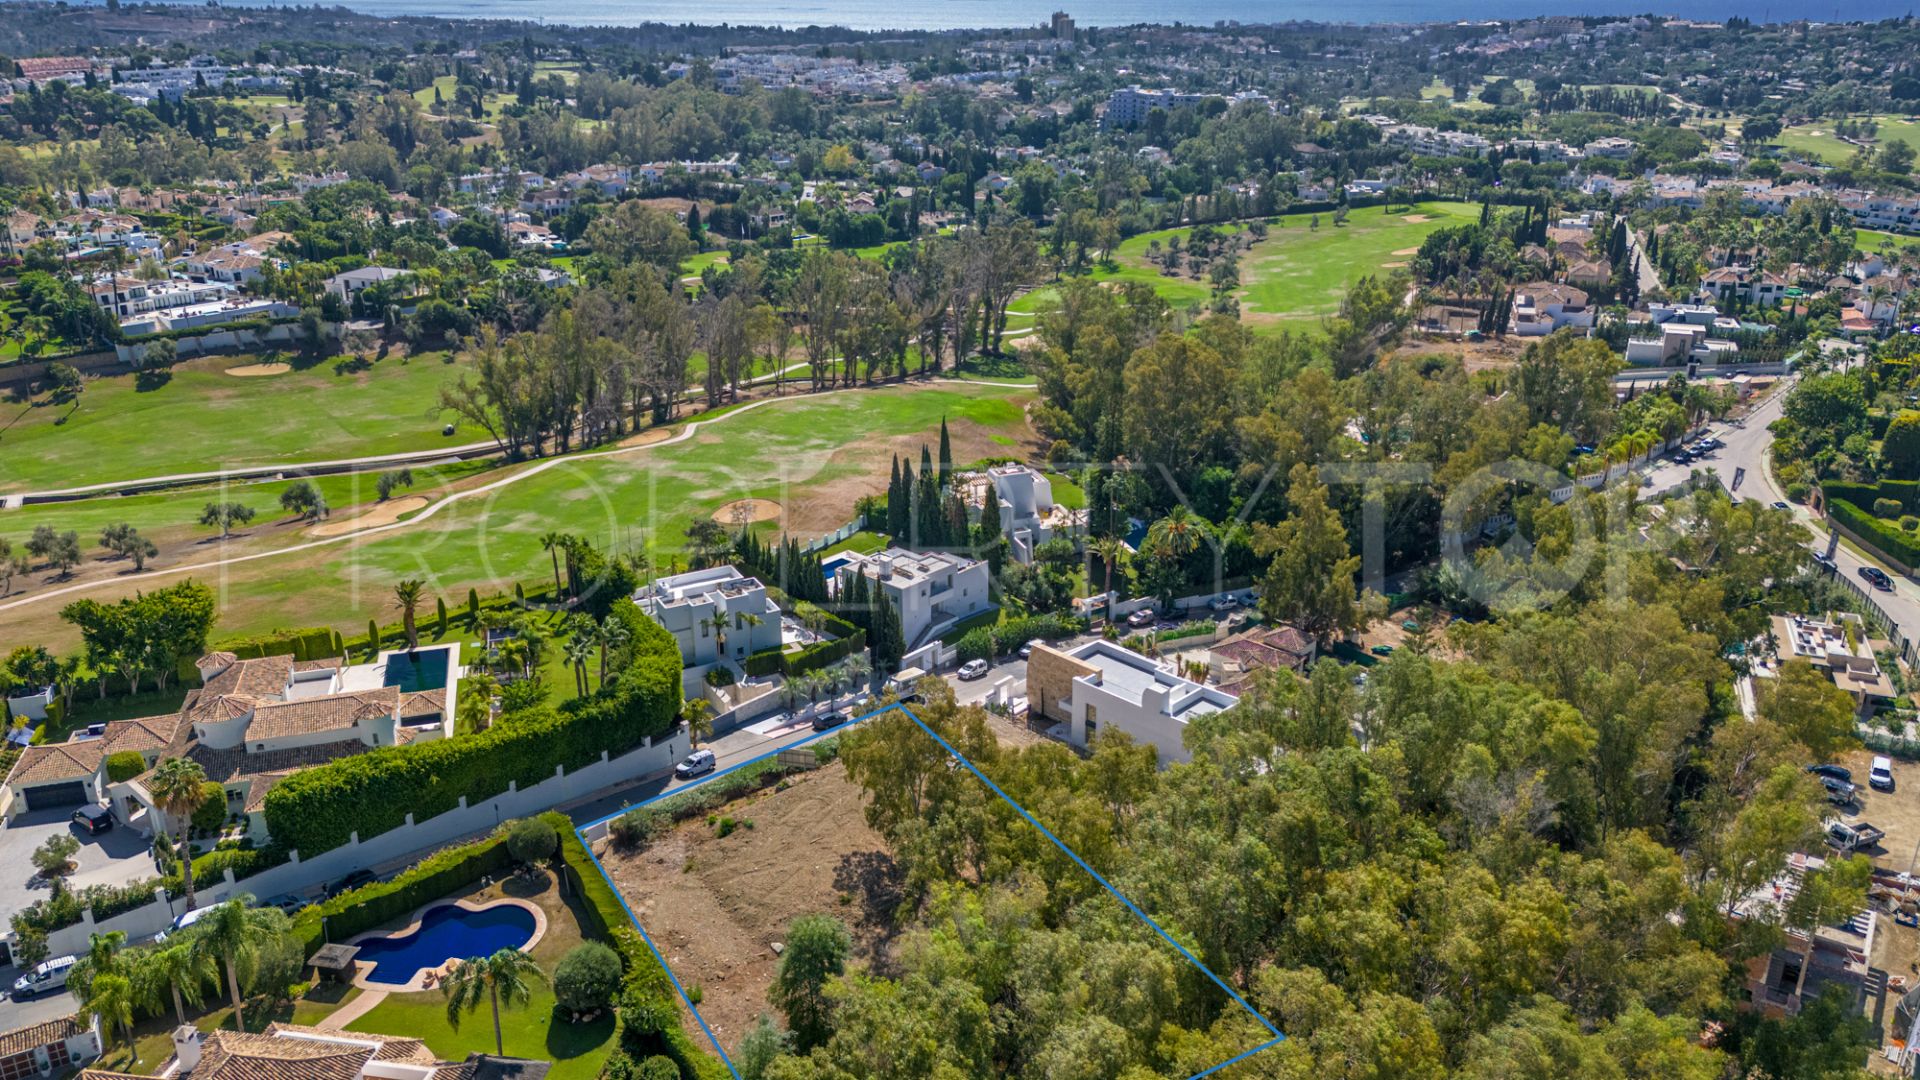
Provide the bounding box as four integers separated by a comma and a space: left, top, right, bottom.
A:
544, 1006, 617, 1063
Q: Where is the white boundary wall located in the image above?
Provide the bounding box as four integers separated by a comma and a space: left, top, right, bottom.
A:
37, 730, 688, 958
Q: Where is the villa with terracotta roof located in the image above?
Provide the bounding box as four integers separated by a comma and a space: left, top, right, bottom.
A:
2, 646, 460, 834
79, 1023, 547, 1080
0, 1016, 102, 1080
1208, 624, 1318, 694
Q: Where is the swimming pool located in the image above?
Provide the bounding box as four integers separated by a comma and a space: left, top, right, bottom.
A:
354, 903, 537, 986
383, 646, 453, 692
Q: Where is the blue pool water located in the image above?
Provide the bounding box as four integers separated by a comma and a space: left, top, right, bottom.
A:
383, 646, 452, 692
820, 555, 852, 581
355, 904, 536, 986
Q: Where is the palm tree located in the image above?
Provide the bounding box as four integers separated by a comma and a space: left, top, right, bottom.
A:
1090, 537, 1129, 624
539, 532, 568, 599
563, 633, 593, 698
193, 897, 282, 1032
394, 579, 426, 650
596, 617, 631, 685
683, 698, 714, 749
83, 972, 137, 1065
736, 611, 764, 658
442, 948, 548, 1056
495, 638, 531, 680
136, 941, 215, 1025
840, 653, 873, 697
147, 758, 210, 911
69, 930, 127, 1004
458, 671, 499, 733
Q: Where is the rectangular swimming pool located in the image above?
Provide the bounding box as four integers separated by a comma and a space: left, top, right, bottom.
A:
383, 646, 453, 692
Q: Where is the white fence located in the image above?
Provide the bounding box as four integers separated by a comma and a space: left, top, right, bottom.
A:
36, 729, 689, 958
804, 515, 868, 554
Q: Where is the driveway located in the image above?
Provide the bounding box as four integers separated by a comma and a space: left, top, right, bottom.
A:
0, 806, 156, 925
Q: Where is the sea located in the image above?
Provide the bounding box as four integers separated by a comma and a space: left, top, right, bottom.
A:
128, 0, 1914, 30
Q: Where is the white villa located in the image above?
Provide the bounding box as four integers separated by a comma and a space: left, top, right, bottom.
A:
1027, 639, 1238, 765
323, 266, 411, 303
981, 464, 1081, 564
1, 647, 461, 835
835, 547, 991, 648
635, 565, 784, 669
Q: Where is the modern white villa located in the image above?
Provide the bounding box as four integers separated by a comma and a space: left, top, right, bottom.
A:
635, 565, 784, 668
980, 464, 1082, 564
1026, 639, 1238, 765
834, 547, 991, 648
1, 646, 460, 835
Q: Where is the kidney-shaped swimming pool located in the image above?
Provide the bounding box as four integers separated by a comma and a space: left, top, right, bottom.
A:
354, 902, 538, 986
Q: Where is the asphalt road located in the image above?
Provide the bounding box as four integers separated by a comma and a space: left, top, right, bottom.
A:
1657, 377, 1920, 642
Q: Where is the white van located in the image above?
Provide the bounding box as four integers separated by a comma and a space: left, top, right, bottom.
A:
10, 954, 77, 1000
1871, 756, 1896, 792
887, 667, 927, 699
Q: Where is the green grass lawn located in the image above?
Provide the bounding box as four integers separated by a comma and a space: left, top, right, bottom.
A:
1775, 114, 1920, 165
1236, 201, 1476, 327
818, 529, 890, 556
0, 351, 482, 494
1014, 201, 1474, 334
8, 382, 1036, 647
1858, 228, 1920, 255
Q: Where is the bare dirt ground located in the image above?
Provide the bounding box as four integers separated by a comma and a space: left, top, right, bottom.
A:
225, 362, 292, 377
1835, 748, 1920, 875
714, 498, 783, 527
308, 495, 430, 538
600, 762, 902, 1054
616, 427, 676, 449
774, 416, 1042, 538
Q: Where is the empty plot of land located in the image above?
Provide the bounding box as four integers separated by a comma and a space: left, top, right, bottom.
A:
600, 762, 902, 1052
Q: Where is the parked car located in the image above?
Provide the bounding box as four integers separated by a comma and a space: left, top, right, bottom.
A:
1370, 644, 1395, 656
327, 869, 378, 898
10, 955, 76, 1000
1807, 763, 1853, 783
1871, 756, 1896, 792
957, 659, 990, 680
1018, 639, 1041, 659
1822, 775, 1858, 805
1208, 596, 1237, 613
1860, 565, 1895, 591
674, 749, 717, 780
1127, 609, 1159, 629
1770, 501, 1790, 511
71, 804, 114, 835
811, 710, 849, 732
263, 893, 309, 916
1812, 551, 1836, 571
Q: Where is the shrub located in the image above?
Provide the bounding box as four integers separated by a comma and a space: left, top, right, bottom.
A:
1875, 497, 1902, 518
638, 1058, 681, 1080
621, 989, 678, 1037
264, 600, 679, 855
1786, 481, 1811, 503
554, 941, 623, 1014
610, 808, 666, 851
703, 666, 735, 688
104, 751, 147, 783
191, 782, 227, 834
505, 817, 558, 865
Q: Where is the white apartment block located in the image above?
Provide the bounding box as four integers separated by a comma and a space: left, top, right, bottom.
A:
1385, 124, 1491, 158
636, 565, 784, 667
1027, 640, 1238, 765
836, 547, 990, 648
1103, 86, 1211, 128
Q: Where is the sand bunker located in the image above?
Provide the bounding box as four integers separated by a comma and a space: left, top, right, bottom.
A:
308, 495, 429, 537
1402, 215, 1433, 223
1392, 247, 1421, 256
618, 427, 677, 449
1382, 262, 1408, 268
226, 362, 291, 377
714, 498, 783, 525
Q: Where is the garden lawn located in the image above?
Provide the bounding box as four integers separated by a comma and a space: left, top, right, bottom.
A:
1859, 228, 1920, 255
0, 351, 484, 495
6, 382, 1036, 647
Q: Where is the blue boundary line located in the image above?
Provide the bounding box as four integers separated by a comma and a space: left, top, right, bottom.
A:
573, 703, 1285, 1078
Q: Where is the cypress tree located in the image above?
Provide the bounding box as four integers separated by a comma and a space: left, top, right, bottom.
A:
367, 619, 381, 658
887, 456, 904, 536
937, 418, 953, 487
467, 588, 480, 624
435, 597, 448, 639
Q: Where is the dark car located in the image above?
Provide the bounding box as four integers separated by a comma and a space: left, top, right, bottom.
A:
1770, 501, 1790, 511
71, 804, 114, 835
1807, 763, 1853, 783
1823, 775, 1858, 805
811, 710, 849, 733
327, 869, 378, 898
1860, 565, 1896, 591
1812, 551, 1837, 571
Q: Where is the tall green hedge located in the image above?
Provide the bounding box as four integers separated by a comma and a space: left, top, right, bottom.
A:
288, 818, 528, 955
209, 627, 340, 663
741, 629, 866, 679
263, 600, 681, 856
1829, 494, 1920, 569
